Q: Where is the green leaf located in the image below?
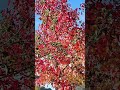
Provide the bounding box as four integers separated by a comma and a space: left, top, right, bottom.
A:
51, 42, 62, 47
47, 53, 52, 59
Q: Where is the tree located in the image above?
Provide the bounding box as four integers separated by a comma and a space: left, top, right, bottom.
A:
40, 86, 52, 90
35, 0, 85, 89
0, 0, 34, 89
86, 0, 120, 89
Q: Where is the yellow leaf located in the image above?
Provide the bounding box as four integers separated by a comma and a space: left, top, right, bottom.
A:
35, 86, 39, 90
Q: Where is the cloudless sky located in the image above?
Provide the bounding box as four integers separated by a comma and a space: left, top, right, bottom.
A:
0, 0, 8, 20
35, 0, 85, 89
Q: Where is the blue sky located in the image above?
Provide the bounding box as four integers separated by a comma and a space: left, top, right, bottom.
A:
35, 0, 85, 30
0, 0, 8, 20
35, 0, 85, 89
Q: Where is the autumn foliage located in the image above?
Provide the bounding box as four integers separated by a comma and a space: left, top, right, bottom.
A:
35, 0, 85, 89
86, 0, 120, 89
0, 0, 34, 89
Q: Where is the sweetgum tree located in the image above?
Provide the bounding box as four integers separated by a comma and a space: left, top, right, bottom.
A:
0, 0, 34, 89
86, 0, 120, 89
35, 0, 85, 89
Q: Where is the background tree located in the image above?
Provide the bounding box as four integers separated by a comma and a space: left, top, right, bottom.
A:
40, 86, 52, 90
0, 0, 34, 89
86, 0, 120, 89
35, 0, 85, 89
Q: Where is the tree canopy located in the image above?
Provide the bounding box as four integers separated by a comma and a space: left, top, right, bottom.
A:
35, 0, 85, 89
